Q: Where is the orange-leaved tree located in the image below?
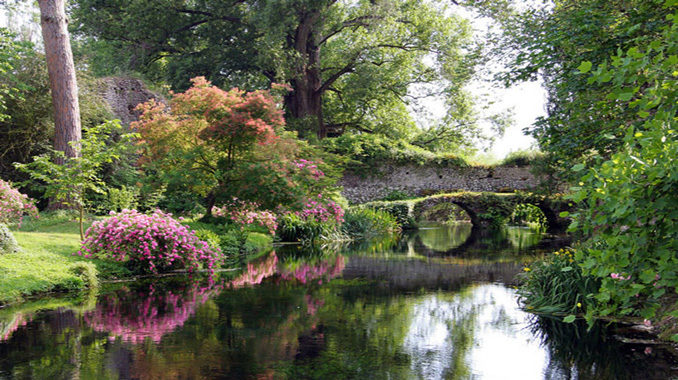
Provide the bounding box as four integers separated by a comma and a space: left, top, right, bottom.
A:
133, 77, 336, 214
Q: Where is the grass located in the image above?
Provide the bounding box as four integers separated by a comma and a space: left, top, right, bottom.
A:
0, 216, 103, 306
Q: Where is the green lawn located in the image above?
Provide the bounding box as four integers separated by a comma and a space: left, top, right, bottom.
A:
0, 219, 99, 305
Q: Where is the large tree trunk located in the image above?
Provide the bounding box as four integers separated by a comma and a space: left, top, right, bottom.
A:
38, 0, 82, 160
285, 10, 327, 139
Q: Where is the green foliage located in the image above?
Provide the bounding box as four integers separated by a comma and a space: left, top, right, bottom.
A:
188, 221, 272, 263
0, 223, 19, 254
67, 261, 99, 289
464, 193, 513, 228
0, 34, 112, 191
341, 208, 400, 239
377, 189, 415, 202
566, 4, 678, 320
511, 203, 548, 231
519, 249, 599, 318
0, 28, 32, 122
88, 185, 138, 214
322, 133, 468, 172
276, 213, 329, 243
500, 150, 545, 167
72, 0, 482, 140
16, 120, 139, 239
419, 202, 470, 223
498, 0, 674, 173
361, 201, 416, 230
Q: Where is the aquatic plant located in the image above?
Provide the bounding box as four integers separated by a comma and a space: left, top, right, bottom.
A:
518, 248, 599, 319
78, 209, 222, 274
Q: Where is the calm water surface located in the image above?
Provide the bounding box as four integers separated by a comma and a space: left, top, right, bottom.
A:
1, 225, 676, 379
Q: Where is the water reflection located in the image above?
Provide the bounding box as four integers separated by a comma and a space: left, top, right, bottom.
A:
85, 280, 221, 344
0, 225, 675, 379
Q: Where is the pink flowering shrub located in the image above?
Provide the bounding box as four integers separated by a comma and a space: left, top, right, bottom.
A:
294, 195, 344, 224
293, 159, 325, 180
78, 209, 222, 274
212, 198, 277, 235
0, 179, 38, 226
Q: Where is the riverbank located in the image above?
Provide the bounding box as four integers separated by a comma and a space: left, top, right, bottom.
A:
0, 215, 272, 306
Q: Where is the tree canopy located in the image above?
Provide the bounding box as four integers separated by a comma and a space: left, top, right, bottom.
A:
496, 0, 674, 166
71, 0, 481, 142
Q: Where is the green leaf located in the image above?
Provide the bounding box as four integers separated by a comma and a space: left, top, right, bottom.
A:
561, 266, 573, 272
617, 92, 634, 101
577, 61, 593, 73
563, 315, 576, 323
559, 211, 570, 217
572, 163, 585, 172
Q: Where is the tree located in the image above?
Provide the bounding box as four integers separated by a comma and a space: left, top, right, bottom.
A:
72, 0, 480, 140
133, 77, 338, 214
38, 0, 82, 161
495, 0, 673, 168
16, 120, 138, 239
567, 2, 678, 321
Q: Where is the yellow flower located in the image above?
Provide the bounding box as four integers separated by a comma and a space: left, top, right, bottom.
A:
577, 302, 582, 308
523, 267, 531, 272
635, 132, 643, 137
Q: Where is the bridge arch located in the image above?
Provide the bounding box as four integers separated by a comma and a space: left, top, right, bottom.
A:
410, 193, 571, 233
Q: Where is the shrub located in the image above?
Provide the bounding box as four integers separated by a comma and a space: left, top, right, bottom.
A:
276, 213, 328, 243
377, 189, 415, 201
88, 185, 139, 214
78, 209, 222, 274
213, 199, 277, 236
518, 248, 599, 318
511, 203, 548, 231
293, 195, 344, 224
500, 150, 545, 167
341, 208, 400, 238
363, 201, 416, 229
0, 179, 38, 227
321, 133, 469, 172
0, 223, 19, 254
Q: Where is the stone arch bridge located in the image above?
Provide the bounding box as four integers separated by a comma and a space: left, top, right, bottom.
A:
365, 192, 572, 233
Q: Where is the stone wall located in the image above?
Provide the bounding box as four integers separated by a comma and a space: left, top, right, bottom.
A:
340, 163, 539, 203
98, 77, 164, 126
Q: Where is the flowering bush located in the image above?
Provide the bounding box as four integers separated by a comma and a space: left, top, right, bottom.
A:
0, 179, 38, 226
78, 209, 222, 274
212, 199, 277, 236
294, 195, 344, 224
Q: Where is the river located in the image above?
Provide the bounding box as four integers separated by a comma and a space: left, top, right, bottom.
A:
0, 224, 676, 379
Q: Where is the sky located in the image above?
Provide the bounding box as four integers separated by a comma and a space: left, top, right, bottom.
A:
448, 3, 546, 159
